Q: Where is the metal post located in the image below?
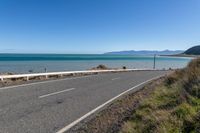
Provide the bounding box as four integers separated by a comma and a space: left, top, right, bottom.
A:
153, 54, 156, 69
26, 76, 29, 81
0, 77, 3, 81
45, 68, 48, 79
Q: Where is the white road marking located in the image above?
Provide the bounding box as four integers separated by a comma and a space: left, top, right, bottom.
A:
56, 75, 165, 133
39, 88, 75, 99
0, 75, 94, 91
111, 77, 120, 81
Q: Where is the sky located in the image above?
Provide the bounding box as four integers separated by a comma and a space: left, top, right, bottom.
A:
0, 0, 200, 54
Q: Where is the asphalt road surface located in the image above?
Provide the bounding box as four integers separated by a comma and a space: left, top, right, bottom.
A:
0, 70, 168, 133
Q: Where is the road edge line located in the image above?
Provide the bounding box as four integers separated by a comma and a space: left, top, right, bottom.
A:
56, 75, 165, 133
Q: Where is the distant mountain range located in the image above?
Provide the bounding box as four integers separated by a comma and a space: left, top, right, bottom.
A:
105, 50, 184, 55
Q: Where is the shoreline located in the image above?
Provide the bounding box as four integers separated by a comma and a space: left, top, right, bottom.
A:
160, 54, 199, 58
0, 54, 191, 74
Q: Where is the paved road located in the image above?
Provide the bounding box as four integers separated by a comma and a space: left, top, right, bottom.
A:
0, 71, 168, 133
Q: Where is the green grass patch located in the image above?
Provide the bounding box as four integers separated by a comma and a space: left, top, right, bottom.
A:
120, 58, 200, 133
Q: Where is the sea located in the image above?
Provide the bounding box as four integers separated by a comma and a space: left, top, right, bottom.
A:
0, 54, 192, 74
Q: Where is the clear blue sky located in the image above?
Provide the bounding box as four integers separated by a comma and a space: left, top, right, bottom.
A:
0, 0, 200, 54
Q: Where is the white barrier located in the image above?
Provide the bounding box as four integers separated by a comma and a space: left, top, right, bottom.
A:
0, 69, 155, 81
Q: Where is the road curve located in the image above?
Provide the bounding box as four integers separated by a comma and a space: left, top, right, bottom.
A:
0, 71, 168, 133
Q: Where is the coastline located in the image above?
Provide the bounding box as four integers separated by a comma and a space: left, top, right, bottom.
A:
160, 54, 199, 58
0, 54, 192, 74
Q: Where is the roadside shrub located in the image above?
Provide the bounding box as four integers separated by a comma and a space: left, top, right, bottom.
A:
182, 112, 200, 133
173, 103, 195, 120
91, 64, 109, 70
96, 64, 108, 69
122, 66, 127, 69
142, 119, 158, 133
164, 70, 182, 86
119, 58, 200, 133
165, 75, 178, 86
183, 58, 200, 98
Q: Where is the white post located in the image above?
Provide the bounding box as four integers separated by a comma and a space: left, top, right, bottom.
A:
26, 76, 29, 81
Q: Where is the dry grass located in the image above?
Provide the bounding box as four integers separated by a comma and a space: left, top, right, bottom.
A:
120, 58, 200, 133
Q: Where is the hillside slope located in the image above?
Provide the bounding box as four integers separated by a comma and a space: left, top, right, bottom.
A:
184, 45, 200, 55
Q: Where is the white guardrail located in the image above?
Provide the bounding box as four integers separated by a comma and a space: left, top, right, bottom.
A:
0, 69, 155, 81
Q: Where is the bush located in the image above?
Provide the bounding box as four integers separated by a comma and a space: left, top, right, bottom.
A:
165, 74, 178, 86
183, 58, 200, 98
91, 64, 109, 70
173, 103, 195, 119
182, 112, 200, 133
122, 66, 127, 69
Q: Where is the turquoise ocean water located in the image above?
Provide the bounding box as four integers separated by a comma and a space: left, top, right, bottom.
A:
0, 54, 192, 74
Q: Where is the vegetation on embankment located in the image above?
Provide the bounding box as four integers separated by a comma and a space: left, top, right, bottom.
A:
120, 58, 200, 133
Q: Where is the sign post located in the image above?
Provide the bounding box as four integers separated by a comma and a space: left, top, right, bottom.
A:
153, 54, 156, 69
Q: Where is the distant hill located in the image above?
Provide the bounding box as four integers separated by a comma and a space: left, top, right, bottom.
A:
105, 50, 183, 55
184, 45, 200, 55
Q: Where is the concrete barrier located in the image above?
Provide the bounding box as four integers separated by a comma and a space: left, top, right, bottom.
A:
0, 69, 155, 81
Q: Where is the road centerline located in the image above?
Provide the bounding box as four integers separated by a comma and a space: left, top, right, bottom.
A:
38, 88, 75, 99
111, 77, 120, 81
